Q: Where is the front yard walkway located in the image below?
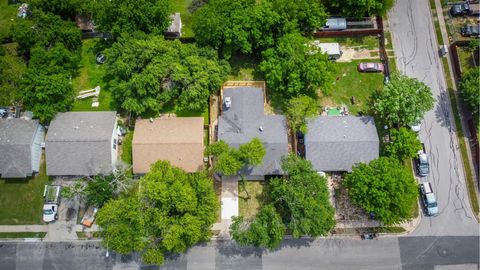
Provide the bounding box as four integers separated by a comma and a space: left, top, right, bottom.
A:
212, 178, 238, 237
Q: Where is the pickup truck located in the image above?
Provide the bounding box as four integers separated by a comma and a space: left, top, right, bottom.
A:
420, 182, 439, 216
43, 185, 60, 223
416, 143, 430, 177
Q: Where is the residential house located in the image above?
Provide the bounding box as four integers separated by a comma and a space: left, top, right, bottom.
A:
305, 116, 379, 172
165, 13, 182, 38
132, 117, 204, 174
218, 86, 289, 180
0, 118, 44, 178
45, 112, 118, 176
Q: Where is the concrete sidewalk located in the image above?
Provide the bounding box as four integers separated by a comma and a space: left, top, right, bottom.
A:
0, 225, 48, 233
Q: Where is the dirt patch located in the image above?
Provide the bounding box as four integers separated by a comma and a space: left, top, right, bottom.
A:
329, 174, 370, 222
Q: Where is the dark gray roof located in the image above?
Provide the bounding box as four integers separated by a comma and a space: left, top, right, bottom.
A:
46, 112, 117, 176
218, 87, 288, 178
305, 116, 379, 172
0, 118, 41, 178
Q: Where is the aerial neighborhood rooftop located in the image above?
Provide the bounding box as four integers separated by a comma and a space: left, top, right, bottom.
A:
0, 0, 478, 268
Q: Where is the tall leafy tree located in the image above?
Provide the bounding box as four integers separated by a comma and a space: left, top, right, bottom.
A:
192, 0, 327, 58
105, 34, 229, 115
97, 161, 218, 265
323, 0, 394, 17
207, 138, 266, 176
285, 95, 318, 133
230, 205, 285, 249
269, 154, 335, 238
260, 32, 336, 98
12, 10, 81, 58
343, 157, 418, 225
192, 0, 258, 58
93, 0, 171, 37
22, 72, 73, 123
28, 0, 92, 21
21, 44, 78, 122
459, 67, 479, 117
372, 72, 434, 127
385, 128, 422, 161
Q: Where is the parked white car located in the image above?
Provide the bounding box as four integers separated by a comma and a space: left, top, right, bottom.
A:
43, 204, 58, 223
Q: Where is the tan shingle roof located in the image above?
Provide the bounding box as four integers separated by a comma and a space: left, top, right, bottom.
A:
132, 117, 204, 173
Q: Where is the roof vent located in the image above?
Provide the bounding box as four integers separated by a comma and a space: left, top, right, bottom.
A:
259, 126, 264, 132
74, 126, 79, 129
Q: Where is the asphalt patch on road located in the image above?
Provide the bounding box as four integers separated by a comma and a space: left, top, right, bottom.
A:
399, 236, 479, 269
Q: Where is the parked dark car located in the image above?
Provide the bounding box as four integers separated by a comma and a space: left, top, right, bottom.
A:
461, 24, 480, 37
450, 2, 470, 16
358, 62, 384, 72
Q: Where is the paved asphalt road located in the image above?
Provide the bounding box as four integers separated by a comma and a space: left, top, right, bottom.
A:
389, 0, 478, 236
0, 237, 478, 270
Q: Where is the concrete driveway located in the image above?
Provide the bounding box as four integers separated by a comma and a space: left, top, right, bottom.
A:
44, 197, 79, 241
389, 0, 478, 236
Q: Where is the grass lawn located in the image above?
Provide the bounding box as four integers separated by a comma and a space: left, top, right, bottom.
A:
0, 1, 18, 41
318, 36, 379, 50
323, 60, 384, 115
238, 181, 265, 219
159, 103, 210, 125
71, 39, 114, 112
0, 155, 52, 225
120, 131, 133, 165
228, 53, 263, 81
171, 0, 194, 37
457, 47, 476, 72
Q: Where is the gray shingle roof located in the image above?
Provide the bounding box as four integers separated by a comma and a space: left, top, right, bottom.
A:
0, 118, 42, 178
46, 112, 117, 176
305, 116, 379, 172
218, 87, 288, 178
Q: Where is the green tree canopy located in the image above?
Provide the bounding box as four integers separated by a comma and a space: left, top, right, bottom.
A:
97, 161, 218, 265
12, 10, 81, 58
269, 154, 335, 238
28, 0, 92, 21
21, 43, 78, 122
105, 34, 230, 115
343, 157, 418, 225
260, 32, 336, 98
230, 205, 285, 249
459, 67, 479, 117
22, 71, 74, 123
285, 95, 318, 133
192, 0, 327, 58
385, 128, 422, 161
93, 0, 171, 37
323, 0, 394, 17
207, 138, 266, 176
372, 72, 434, 127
